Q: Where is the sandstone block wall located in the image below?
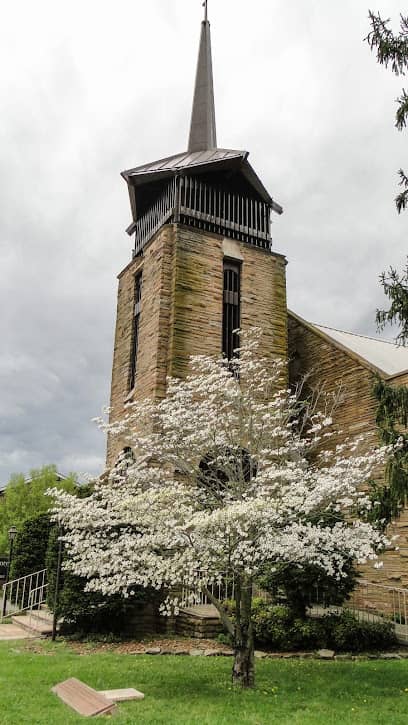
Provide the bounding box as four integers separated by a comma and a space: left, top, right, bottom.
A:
107, 224, 288, 466
288, 312, 408, 603
288, 312, 379, 456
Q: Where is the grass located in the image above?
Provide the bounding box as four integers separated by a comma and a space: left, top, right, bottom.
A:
1, 641, 408, 724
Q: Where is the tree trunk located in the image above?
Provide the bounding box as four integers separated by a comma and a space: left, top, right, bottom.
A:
232, 577, 255, 688
232, 640, 255, 688
202, 578, 255, 688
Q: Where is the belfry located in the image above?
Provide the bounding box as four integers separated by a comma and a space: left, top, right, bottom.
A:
107, 5, 288, 465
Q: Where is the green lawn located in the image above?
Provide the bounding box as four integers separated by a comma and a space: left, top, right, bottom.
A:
1, 641, 408, 724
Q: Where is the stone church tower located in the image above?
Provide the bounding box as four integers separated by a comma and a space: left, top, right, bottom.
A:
107, 7, 288, 466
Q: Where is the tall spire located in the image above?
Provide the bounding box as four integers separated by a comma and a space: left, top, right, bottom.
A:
188, 2, 217, 152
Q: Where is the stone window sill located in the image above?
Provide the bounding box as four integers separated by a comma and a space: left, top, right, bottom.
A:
124, 387, 136, 405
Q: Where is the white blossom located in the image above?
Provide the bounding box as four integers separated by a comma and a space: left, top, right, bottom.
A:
51, 329, 389, 617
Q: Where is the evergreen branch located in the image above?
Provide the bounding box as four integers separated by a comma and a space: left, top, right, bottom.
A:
366, 13, 408, 212
371, 377, 408, 526
376, 258, 408, 345
366, 11, 408, 76
395, 90, 408, 130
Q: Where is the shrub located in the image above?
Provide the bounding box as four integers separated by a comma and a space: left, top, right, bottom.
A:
252, 603, 293, 649
257, 512, 359, 619
7, 513, 54, 609
228, 599, 397, 652
10, 514, 53, 581
289, 618, 327, 651
46, 526, 148, 636
260, 561, 358, 619
323, 611, 395, 653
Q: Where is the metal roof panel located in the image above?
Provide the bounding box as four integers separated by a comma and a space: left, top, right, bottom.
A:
314, 324, 408, 377
122, 148, 247, 179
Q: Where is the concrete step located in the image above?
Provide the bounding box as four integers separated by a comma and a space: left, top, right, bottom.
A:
177, 605, 222, 639
179, 604, 220, 620
0, 623, 35, 641
28, 607, 54, 626
11, 614, 54, 636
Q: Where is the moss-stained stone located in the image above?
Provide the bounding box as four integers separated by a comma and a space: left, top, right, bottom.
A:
288, 310, 408, 604
107, 223, 288, 466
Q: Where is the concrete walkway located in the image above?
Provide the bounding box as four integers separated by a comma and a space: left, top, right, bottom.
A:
0, 624, 33, 641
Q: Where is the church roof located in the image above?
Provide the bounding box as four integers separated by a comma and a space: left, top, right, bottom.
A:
289, 310, 408, 379
122, 148, 244, 178
121, 148, 282, 211
314, 324, 408, 378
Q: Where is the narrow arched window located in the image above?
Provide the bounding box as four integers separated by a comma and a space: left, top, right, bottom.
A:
223, 259, 240, 360
129, 272, 143, 390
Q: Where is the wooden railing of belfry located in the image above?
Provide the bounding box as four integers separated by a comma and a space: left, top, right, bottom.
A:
179, 176, 272, 250
130, 176, 272, 257
131, 180, 176, 258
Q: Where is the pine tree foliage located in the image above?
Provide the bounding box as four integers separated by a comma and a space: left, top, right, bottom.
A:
376, 260, 408, 346
371, 377, 408, 525
366, 11, 408, 211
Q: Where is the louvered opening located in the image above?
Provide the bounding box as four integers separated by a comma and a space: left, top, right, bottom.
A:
129, 272, 143, 390
223, 260, 240, 361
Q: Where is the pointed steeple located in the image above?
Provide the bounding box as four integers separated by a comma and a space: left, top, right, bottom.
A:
188, 3, 217, 152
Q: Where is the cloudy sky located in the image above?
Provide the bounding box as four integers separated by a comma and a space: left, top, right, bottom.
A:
0, 0, 406, 484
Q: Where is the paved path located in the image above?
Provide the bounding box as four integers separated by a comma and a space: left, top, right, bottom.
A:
0, 624, 33, 640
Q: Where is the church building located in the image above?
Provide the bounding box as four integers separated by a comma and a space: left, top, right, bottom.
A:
107, 6, 408, 613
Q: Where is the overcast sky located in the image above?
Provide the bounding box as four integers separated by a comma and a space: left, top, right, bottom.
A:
0, 0, 406, 484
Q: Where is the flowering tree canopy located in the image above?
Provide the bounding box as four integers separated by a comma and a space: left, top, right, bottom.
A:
52, 330, 389, 687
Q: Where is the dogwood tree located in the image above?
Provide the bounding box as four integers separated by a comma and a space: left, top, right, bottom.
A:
52, 331, 389, 688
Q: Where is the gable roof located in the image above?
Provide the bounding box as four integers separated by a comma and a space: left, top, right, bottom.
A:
289, 310, 408, 379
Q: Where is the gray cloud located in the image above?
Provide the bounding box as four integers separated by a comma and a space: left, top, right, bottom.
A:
0, 0, 406, 483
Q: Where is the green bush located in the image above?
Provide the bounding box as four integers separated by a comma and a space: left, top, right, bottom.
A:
7, 513, 53, 609
252, 603, 292, 649
46, 526, 148, 636
251, 601, 326, 650
238, 600, 396, 652
10, 513, 53, 581
323, 611, 395, 653
289, 618, 326, 651
257, 513, 358, 618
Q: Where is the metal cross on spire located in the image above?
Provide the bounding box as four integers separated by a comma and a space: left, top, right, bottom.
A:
203, 0, 208, 22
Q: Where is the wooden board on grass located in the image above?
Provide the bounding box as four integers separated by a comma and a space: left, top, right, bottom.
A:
52, 678, 117, 717
100, 688, 145, 702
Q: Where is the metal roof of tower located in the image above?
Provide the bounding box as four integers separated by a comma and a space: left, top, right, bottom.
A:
188, 4, 217, 152
121, 148, 282, 212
